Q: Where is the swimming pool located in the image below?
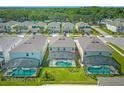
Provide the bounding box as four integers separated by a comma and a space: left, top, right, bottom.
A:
5, 68, 37, 77
55, 61, 72, 67
87, 66, 112, 74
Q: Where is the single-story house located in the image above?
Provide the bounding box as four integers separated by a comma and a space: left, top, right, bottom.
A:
76, 22, 91, 33
47, 22, 61, 33
62, 22, 74, 33
77, 36, 120, 74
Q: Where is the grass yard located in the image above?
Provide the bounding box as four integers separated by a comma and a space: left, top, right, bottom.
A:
107, 42, 124, 74
39, 67, 97, 84
0, 67, 97, 86
112, 51, 124, 74
91, 28, 101, 35
108, 42, 124, 54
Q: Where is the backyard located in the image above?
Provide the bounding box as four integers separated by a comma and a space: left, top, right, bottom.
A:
106, 42, 124, 74
0, 67, 97, 86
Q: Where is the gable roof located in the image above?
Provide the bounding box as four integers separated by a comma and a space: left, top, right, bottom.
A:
6, 21, 20, 26
78, 37, 112, 51
10, 35, 47, 52
49, 36, 75, 48
18, 21, 33, 26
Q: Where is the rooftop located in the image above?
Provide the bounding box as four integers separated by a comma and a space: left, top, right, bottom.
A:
10, 35, 47, 52
18, 21, 33, 26
49, 36, 75, 48
76, 22, 90, 27
78, 37, 112, 51
6, 21, 20, 26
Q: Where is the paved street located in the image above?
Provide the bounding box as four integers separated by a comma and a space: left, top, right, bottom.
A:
98, 36, 124, 58
91, 26, 110, 36
97, 77, 124, 86
100, 37, 124, 50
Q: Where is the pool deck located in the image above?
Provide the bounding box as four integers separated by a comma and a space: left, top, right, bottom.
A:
4, 68, 39, 77
49, 60, 76, 67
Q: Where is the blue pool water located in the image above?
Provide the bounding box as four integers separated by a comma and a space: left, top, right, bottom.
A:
87, 66, 112, 74
56, 61, 72, 67
9, 69, 37, 77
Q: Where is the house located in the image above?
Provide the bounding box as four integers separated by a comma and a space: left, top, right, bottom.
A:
77, 36, 120, 74
15, 21, 33, 33
0, 21, 20, 33
76, 22, 91, 33
0, 46, 4, 69
62, 22, 74, 33
48, 36, 76, 67
0, 23, 6, 33
9, 35, 48, 64
49, 36, 76, 60
47, 22, 61, 33
0, 36, 23, 62
106, 19, 124, 32
32, 22, 47, 33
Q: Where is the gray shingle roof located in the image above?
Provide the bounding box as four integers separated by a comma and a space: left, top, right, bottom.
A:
49, 36, 75, 48
18, 21, 33, 26
10, 35, 47, 52
48, 22, 61, 27
32, 22, 47, 27
109, 21, 124, 26
6, 21, 20, 26
78, 37, 112, 51
76, 22, 90, 27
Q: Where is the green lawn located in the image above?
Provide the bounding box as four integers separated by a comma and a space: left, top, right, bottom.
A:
0, 67, 97, 86
91, 28, 101, 35
39, 67, 97, 84
108, 42, 124, 54
98, 27, 121, 36
112, 51, 124, 74
107, 42, 124, 74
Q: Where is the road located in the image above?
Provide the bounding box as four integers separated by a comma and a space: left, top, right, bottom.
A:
91, 26, 111, 37
98, 36, 124, 57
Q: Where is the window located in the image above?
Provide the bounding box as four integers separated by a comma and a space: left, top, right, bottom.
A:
72, 48, 75, 51
99, 52, 102, 55
0, 52, 3, 56
109, 53, 112, 55
26, 53, 29, 56
32, 53, 34, 55
50, 48, 52, 51
58, 48, 60, 51
63, 48, 66, 51
84, 52, 87, 55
